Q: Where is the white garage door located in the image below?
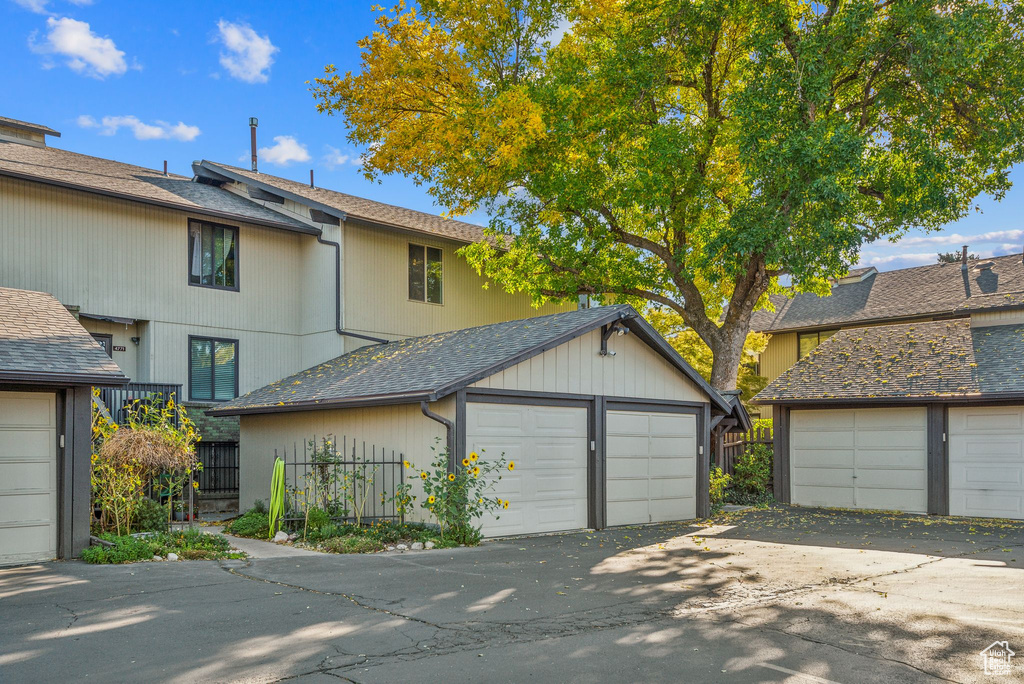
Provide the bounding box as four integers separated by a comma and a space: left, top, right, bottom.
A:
949, 407, 1024, 520
606, 410, 696, 526
790, 408, 927, 513
0, 391, 58, 566
466, 402, 589, 537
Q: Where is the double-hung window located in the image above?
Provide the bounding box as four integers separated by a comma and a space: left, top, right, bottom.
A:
189, 220, 238, 290
189, 337, 238, 401
408, 244, 443, 304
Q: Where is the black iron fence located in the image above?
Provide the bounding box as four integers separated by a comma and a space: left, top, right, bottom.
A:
96, 383, 184, 426
277, 436, 406, 527
197, 442, 239, 495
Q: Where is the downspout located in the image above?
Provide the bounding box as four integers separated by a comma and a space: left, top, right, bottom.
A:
316, 221, 389, 344
421, 400, 455, 468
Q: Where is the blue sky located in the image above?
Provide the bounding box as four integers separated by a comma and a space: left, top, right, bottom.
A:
2, 0, 1020, 272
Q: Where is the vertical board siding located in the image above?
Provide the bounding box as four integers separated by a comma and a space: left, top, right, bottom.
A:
470, 329, 705, 403
238, 398, 454, 523
342, 220, 572, 339
759, 332, 797, 382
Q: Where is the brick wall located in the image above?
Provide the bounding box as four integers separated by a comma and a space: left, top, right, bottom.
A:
184, 403, 239, 443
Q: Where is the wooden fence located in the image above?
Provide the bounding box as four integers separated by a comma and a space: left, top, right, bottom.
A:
715, 426, 773, 475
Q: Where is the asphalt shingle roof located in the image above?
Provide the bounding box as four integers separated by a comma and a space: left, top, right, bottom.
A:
751, 254, 1024, 332
0, 142, 312, 232
0, 287, 128, 385
198, 161, 487, 244
210, 305, 728, 415
0, 116, 60, 137
753, 319, 1024, 403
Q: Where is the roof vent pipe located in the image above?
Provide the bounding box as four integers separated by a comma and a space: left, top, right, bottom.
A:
163, 160, 168, 176
310, 169, 314, 189
961, 245, 969, 270
248, 117, 259, 173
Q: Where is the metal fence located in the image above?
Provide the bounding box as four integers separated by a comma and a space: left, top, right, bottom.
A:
197, 442, 239, 495
277, 435, 406, 527
96, 383, 184, 426
716, 426, 773, 475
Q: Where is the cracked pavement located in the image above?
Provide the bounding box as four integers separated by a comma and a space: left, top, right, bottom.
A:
2, 506, 1022, 683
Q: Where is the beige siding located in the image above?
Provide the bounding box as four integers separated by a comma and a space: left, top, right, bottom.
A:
759, 332, 797, 382
971, 310, 1024, 328
342, 220, 571, 341
238, 398, 453, 522
0, 176, 346, 390
472, 328, 705, 402
78, 318, 140, 381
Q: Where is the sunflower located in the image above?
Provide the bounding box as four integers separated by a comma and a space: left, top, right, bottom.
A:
478, 498, 484, 504
502, 500, 509, 509
427, 495, 436, 504
448, 473, 456, 481
507, 462, 515, 472
472, 466, 480, 477
420, 471, 428, 480
403, 460, 411, 468
469, 452, 479, 462
461, 458, 471, 467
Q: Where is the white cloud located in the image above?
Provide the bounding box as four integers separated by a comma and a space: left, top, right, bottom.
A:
259, 135, 310, 165
13, 0, 50, 13
321, 145, 359, 170
78, 114, 201, 142
893, 229, 1024, 248
67, 0, 93, 5
216, 20, 277, 83
33, 17, 127, 78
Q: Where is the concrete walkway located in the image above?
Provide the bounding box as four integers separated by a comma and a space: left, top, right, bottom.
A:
204, 525, 324, 559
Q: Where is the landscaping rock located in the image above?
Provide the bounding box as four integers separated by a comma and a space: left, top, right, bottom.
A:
424, 541, 435, 550
287, 534, 298, 541
166, 553, 179, 561
152, 555, 162, 561
396, 543, 409, 551
272, 530, 289, 543
411, 542, 424, 550
386, 545, 396, 551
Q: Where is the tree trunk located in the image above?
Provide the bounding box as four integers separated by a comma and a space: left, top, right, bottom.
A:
708, 325, 747, 391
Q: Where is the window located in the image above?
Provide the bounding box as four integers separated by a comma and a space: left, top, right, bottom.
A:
189, 337, 238, 401
91, 333, 113, 357
189, 220, 238, 290
408, 244, 443, 304
797, 329, 838, 359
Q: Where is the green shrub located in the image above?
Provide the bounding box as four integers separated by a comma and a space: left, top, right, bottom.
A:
251, 499, 268, 514
81, 530, 235, 564
709, 466, 731, 507
305, 508, 331, 532
133, 497, 168, 532
732, 444, 772, 495
225, 508, 269, 539
320, 536, 383, 554
81, 535, 156, 564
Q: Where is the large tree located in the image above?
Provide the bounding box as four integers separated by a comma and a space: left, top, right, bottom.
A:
312, 0, 1024, 389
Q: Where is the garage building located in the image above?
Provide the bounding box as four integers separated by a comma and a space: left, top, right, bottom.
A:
754, 318, 1024, 520
211, 305, 740, 536
0, 287, 127, 565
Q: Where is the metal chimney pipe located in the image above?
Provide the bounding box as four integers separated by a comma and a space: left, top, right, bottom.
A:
961, 245, 968, 270
310, 169, 314, 189
163, 160, 168, 176
248, 117, 259, 173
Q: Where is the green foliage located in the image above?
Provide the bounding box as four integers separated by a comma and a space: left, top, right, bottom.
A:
732, 444, 773, 496
269, 457, 285, 538
225, 508, 271, 539
315, 0, 1024, 389
937, 251, 978, 263
81, 530, 236, 564
709, 466, 731, 507
251, 499, 268, 514
320, 536, 385, 554
132, 497, 168, 533
307, 520, 462, 552
305, 507, 331, 532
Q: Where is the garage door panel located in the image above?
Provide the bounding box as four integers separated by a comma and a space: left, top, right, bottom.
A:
855, 448, 927, 470
0, 391, 58, 566
856, 430, 926, 450
468, 402, 588, 537
607, 456, 647, 479
856, 488, 927, 512
856, 408, 925, 429
791, 430, 855, 450
792, 485, 855, 508
792, 447, 854, 469
950, 407, 1024, 519
606, 411, 697, 526
792, 410, 856, 429
793, 466, 854, 488
855, 469, 927, 490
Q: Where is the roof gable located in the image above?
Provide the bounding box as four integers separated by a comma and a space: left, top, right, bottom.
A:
0, 287, 128, 386
211, 305, 728, 415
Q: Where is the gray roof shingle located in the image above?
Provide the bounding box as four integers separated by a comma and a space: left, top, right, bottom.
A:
0, 116, 60, 137
197, 161, 487, 244
753, 319, 1024, 403
751, 254, 1024, 332
0, 287, 128, 385
210, 305, 728, 415
0, 142, 313, 232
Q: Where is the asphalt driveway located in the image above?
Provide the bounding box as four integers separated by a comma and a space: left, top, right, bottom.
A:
2, 506, 1022, 683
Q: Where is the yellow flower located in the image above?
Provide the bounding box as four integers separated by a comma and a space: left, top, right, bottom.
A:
428, 495, 435, 504
462, 458, 470, 467
507, 462, 515, 472
420, 471, 428, 480
503, 500, 509, 509
469, 452, 479, 462
404, 460, 411, 469
478, 498, 484, 504
448, 473, 456, 481
472, 467, 480, 477
192, 480, 199, 490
